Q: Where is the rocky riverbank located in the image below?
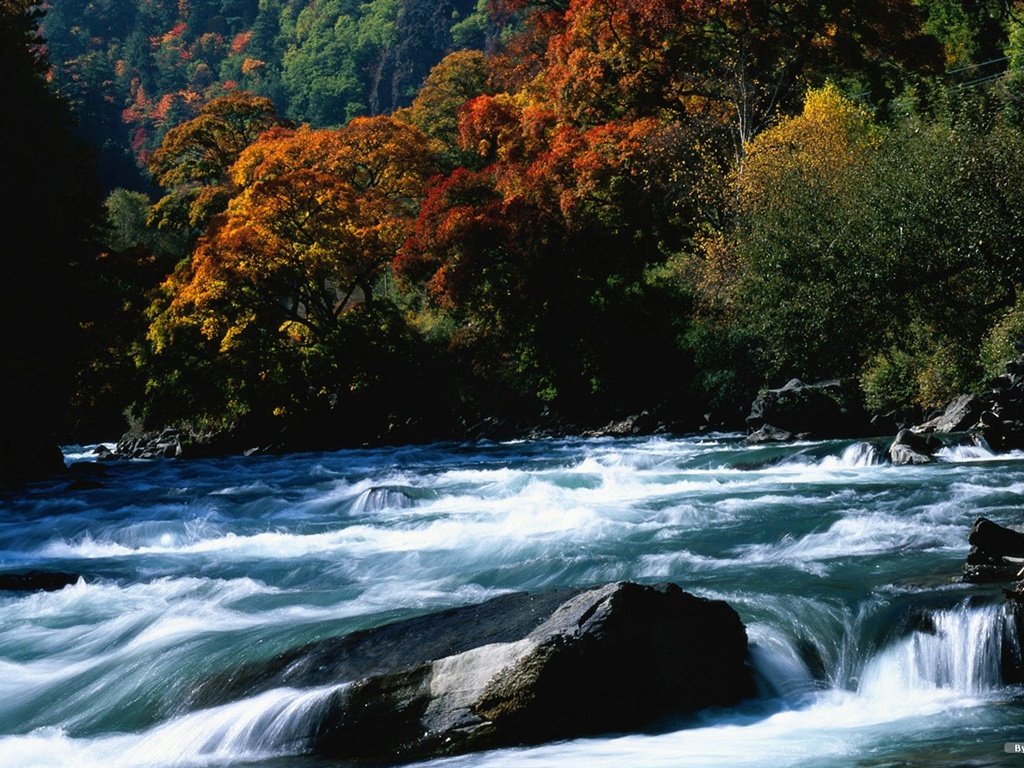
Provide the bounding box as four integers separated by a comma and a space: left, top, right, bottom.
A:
19, 349, 1024, 477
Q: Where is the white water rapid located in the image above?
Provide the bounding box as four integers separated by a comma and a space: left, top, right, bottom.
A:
1, 434, 1024, 767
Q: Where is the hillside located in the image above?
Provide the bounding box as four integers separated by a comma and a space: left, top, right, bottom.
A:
40, 0, 498, 192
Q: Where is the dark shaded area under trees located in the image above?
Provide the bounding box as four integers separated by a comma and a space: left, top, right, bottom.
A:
0, 0, 105, 482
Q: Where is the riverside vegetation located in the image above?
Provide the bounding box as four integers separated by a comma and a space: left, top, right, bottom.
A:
6, 0, 1024, 479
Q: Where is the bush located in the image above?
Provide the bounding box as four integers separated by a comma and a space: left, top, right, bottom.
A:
682, 324, 765, 427
981, 298, 1024, 378
860, 348, 919, 415
861, 340, 980, 416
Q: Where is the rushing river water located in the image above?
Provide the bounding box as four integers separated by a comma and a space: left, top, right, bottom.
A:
3, 434, 1024, 767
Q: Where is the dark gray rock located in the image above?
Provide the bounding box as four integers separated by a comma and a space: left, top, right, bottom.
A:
745, 424, 797, 444
746, 378, 869, 439
0, 436, 66, 485
888, 428, 936, 465
969, 517, 1024, 559
190, 582, 756, 763
0, 571, 80, 592
962, 517, 1024, 584
369, 0, 484, 115
962, 351, 1024, 452
114, 428, 184, 459
914, 394, 984, 434
583, 411, 659, 437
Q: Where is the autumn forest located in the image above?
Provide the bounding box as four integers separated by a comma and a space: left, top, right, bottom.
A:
6, 0, 1024, 462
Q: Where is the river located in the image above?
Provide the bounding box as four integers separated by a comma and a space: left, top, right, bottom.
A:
2, 434, 1024, 767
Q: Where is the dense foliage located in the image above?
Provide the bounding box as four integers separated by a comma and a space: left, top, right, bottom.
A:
17, 0, 1024, 446
38, 0, 493, 191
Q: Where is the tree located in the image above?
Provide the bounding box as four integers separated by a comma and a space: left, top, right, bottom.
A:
280, 0, 359, 125
72, 190, 183, 438
727, 85, 883, 381
719, 84, 1024, 410
395, 49, 493, 170
141, 116, 436, 424
148, 91, 285, 238
536, 0, 941, 152
397, 106, 702, 418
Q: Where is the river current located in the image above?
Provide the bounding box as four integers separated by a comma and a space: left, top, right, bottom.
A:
3, 434, 1024, 767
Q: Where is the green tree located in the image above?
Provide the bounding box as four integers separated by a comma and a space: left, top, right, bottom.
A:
718, 84, 1024, 411
279, 0, 369, 126
728, 85, 884, 382
395, 49, 493, 170
72, 190, 184, 438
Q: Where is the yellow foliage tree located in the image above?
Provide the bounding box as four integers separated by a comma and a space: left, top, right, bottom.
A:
710, 85, 884, 381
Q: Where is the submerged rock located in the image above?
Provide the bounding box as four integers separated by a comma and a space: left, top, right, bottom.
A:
190, 581, 756, 763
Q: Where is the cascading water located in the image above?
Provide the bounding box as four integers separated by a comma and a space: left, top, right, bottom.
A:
858, 600, 1021, 698
4, 435, 1024, 767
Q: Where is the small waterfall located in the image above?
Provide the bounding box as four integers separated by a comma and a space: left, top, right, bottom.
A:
858, 601, 1021, 698
109, 684, 344, 766
352, 486, 418, 513
748, 598, 1023, 709
821, 442, 883, 468
841, 441, 883, 467
934, 442, 997, 462
745, 599, 869, 700
1, 685, 348, 768
747, 625, 820, 701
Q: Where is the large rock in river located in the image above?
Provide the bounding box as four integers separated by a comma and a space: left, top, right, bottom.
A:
962, 517, 1024, 583
191, 581, 755, 762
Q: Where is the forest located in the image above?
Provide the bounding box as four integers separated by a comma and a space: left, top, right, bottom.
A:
5, 0, 1024, 466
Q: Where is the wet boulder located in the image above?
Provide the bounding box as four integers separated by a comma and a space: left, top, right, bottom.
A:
312, 581, 755, 761
0, 570, 80, 592
192, 582, 756, 763
963, 517, 1024, 583
888, 428, 937, 466
969, 517, 1024, 559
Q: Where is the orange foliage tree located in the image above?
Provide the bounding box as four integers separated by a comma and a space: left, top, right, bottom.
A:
148, 91, 285, 235
515, 0, 939, 152
144, 115, 436, 423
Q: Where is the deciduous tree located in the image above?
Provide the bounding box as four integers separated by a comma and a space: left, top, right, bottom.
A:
143, 116, 436, 423
148, 91, 284, 235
